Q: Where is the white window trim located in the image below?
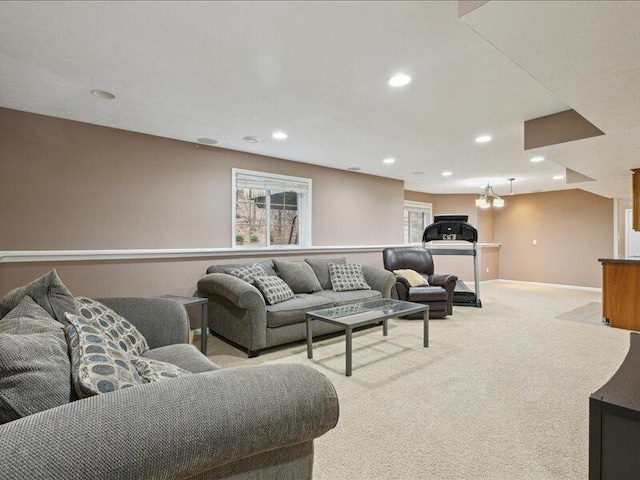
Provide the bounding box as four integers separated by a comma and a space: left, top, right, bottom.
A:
404, 200, 433, 245
232, 168, 312, 249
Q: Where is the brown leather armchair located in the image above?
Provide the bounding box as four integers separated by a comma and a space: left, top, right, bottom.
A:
382, 247, 458, 318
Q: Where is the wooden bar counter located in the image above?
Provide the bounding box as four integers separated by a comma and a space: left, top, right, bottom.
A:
600, 258, 640, 331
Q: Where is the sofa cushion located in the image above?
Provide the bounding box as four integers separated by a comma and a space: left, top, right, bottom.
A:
0, 269, 77, 324
224, 263, 268, 285
130, 356, 192, 382
254, 276, 295, 305
75, 297, 149, 357
329, 263, 371, 292
305, 257, 347, 290
143, 344, 219, 373
273, 259, 323, 294
208, 260, 277, 277
266, 294, 334, 328
65, 313, 142, 398
393, 269, 429, 287
0, 331, 72, 425
310, 289, 381, 307
0, 296, 64, 338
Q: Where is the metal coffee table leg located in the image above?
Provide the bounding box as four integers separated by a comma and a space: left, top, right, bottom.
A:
346, 327, 353, 377
306, 316, 313, 359
383, 318, 388, 336
423, 308, 429, 348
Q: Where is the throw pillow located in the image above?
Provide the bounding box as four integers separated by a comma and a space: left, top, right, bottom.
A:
0, 332, 72, 425
0, 296, 65, 337
253, 276, 295, 305
224, 263, 268, 284
305, 257, 347, 290
393, 269, 429, 287
0, 269, 77, 324
65, 313, 142, 398
273, 259, 323, 294
130, 356, 192, 383
75, 297, 149, 357
329, 263, 371, 292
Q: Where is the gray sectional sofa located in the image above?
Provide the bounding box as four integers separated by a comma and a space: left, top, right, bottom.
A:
0, 273, 339, 480
197, 257, 396, 357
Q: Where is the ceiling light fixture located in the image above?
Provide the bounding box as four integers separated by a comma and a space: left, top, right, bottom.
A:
388, 73, 412, 87
475, 182, 504, 209
475, 135, 492, 143
91, 89, 115, 100
243, 136, 261, 143
553, 175, 564, 180
530, 156, 544, 162
442, 171, 453, 177
197, 137, 218, 145
383, 158, 395, 164
272, 131, 288, 140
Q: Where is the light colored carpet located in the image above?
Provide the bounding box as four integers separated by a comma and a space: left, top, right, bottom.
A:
204, 282, 631, 479
556, 301, 604, 326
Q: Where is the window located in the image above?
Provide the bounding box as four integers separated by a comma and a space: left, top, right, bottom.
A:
232, 169, 312, 248
404, 201, 432, 245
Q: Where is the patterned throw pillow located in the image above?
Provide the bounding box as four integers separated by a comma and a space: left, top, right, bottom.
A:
328, 263, 371, 292
75, 297, 149, 357
224, 264, 268, 284
393, 269, 429, 287
131, 357, 192, 383
253, 276, 295, 305
64, 313, 142, 398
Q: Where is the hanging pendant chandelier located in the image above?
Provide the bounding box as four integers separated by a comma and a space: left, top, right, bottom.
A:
475, 182, 504, 209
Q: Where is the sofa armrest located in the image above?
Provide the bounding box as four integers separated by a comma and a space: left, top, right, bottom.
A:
393, 275, 412, 301
197, 273, 265, 310
0, 364, 339, 480
361, 265, 396, 298
96, 297, 189, 349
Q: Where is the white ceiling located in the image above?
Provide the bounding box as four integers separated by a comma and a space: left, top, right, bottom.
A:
0, 1, 637, 198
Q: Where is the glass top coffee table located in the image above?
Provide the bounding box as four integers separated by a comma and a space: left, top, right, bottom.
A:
305, 298, 430, 376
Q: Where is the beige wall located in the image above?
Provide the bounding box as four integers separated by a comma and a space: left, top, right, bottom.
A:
0, 108, 403, 298
493, 189, 613, 288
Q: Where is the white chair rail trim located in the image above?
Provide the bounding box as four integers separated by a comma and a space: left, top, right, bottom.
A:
0, 243, 501, 263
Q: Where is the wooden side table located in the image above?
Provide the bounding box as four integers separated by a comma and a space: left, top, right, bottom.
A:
159, 295, 209, 354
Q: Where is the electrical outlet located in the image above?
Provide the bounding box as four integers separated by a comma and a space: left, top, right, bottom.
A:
533, 239, 537, 246
486, 267, 490, 273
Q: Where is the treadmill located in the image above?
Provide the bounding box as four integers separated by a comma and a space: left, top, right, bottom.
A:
422, 215, 482, 308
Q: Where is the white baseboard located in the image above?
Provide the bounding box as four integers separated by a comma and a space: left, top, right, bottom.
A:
492, 279, 601, 292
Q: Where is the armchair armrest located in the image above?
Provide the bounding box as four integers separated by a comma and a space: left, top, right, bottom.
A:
427, 273, 458, 288
96, 297, 189, 349
197, 273, 265, 310
0, 364, 339, 480
361, 265, 396, 298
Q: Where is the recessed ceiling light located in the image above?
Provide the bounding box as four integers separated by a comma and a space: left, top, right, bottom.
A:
243, 136, 261, 143
530, 156, 545, 162
272, 131, 288, 140
475, 135, 492, 143
347, 167, 361, 171
388, 73, 412, 87
197, 137, 218, 145
442, 171, 453, 177
91, 89, 115, 100
553, 175, 564, 180
383, 158, 396, 164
